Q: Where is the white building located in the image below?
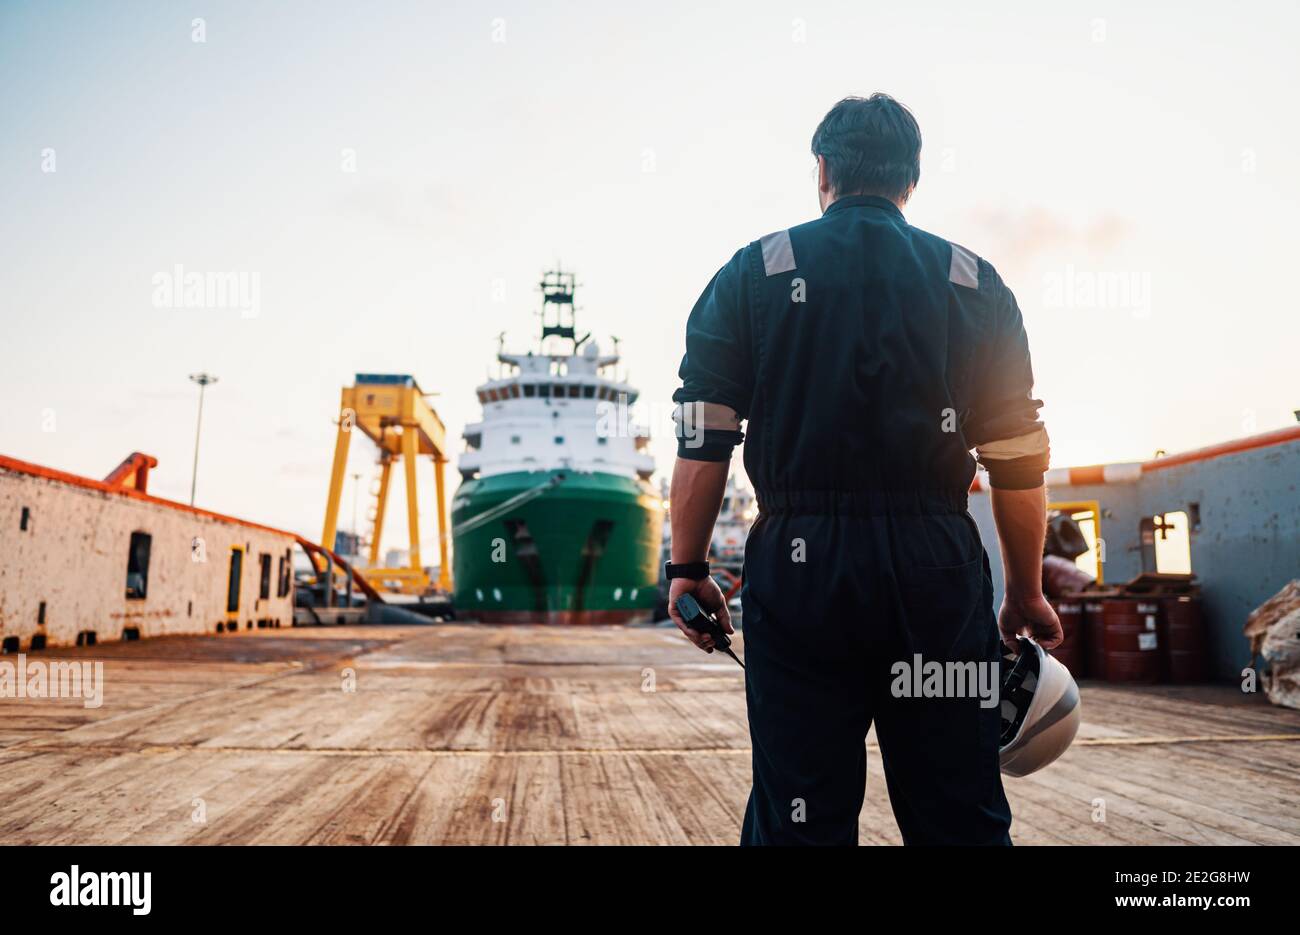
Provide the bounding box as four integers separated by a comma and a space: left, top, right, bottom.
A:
0, 452, 298, 650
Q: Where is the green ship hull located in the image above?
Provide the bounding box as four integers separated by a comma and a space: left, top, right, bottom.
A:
451, 470, 662, 624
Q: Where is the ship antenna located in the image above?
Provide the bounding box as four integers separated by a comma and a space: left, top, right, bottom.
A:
539, 268, 579, 352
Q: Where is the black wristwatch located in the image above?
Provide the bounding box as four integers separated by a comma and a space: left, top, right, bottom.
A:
665, 561, 711, 581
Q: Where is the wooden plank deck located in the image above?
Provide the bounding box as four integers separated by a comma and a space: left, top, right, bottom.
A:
1, 624, 1298, 845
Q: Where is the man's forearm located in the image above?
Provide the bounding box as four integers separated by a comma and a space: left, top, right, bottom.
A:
990, 485, 1048, 600
669, 457, 730, 562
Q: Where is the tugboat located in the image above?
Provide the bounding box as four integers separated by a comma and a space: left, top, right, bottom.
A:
451, 271, 662, 623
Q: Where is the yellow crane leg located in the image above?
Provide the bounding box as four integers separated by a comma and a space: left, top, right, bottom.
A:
321, 410, 353, 555
368, 457, 393, 567
320, 375, 448, 596
402, 428, 422, 571
434, 457, 451, 591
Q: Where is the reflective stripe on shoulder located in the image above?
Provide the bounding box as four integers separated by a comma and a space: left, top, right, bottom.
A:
948, 242, 979, 288
759, 229, 796, 276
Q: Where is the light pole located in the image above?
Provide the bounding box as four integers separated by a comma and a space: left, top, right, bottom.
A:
188, 373, 218, 506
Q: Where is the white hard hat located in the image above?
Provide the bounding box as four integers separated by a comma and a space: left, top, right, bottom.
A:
999, 638, 1081, 777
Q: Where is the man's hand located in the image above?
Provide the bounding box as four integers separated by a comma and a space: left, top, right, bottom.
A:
998, 593, 1063, 651
667, 576, 733, 652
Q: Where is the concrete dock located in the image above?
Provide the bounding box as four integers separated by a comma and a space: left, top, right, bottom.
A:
2, 624, 1298, 845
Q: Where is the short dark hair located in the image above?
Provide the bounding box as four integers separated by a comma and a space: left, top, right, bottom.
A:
811, 94, 922, 203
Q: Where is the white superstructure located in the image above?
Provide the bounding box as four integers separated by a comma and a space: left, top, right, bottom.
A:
458, 272, 654, 482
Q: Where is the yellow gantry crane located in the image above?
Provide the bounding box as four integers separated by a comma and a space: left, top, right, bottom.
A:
321, 374, 452, 594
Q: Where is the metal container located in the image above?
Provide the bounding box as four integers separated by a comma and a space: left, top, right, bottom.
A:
1100, 598, 1161, 683
1159, 594, 1207, 682
1050, 598, 1086, 675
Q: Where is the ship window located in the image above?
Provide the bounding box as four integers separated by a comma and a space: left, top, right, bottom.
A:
554, 384, 566, 398
509, 384, 521, 399
567, 384, 580, 398
523, 384, 536, 398
555, 436, 564, 445
511, 435, 521, 444
20, 506, 31, 531
598, 386, 610, 401
597, 437, 607, 445
582, 385, 596, 398
624, 391, 638, 405
125, 531, 152, 599
538, 384, 551, 398
259, 553, 272, 599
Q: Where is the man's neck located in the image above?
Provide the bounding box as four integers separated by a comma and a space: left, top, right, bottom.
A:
822, 192, 906, 214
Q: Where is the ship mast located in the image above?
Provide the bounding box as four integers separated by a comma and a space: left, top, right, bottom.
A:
538, 269, 590, 355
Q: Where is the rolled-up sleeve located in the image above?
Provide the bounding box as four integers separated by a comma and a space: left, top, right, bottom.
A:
967, 269, 1050, 489
671, 247, 753, 461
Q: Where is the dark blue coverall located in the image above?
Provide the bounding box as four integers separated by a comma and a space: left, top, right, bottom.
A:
673, 195, 1050, 845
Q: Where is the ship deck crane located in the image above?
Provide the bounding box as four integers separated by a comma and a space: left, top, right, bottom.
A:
321, 373, 451, 594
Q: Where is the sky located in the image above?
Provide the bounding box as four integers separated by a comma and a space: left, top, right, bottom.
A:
2, 0, 1298, 558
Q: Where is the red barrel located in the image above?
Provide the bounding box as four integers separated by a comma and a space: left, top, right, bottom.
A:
1049, 599, 1086, 676
1100, 598, 1161, 683
1084, 600, 1108, 678
1159, 595, 1207, 682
